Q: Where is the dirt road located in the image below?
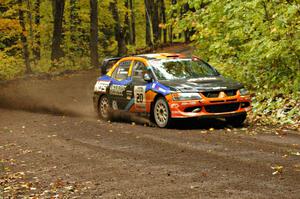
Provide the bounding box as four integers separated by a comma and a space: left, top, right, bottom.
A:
0, 46, 300, 198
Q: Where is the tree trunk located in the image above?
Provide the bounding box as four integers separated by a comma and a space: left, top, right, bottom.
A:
129, 0, 136, 45
33, 0, 40, 60
110, 0, 127, 56
90, 0, 99, 68
169, 0, 177, 43
152, 0, 160, 45
144, 0, 153, 46
184, 31, 190, 43
160, 0, 167, 43
181, 3, 190, 43
124, 0, 130, 45
51, 0, 65, 62
169, 26, 173, 43
26, 0, 34, 51
18, 0, 32, 74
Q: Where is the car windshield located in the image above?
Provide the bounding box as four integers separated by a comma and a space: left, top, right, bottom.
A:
149, 59, 219, 80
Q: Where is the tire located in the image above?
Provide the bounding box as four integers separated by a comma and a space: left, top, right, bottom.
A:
98, 95, 111, 120
225, 113, 247, 127
153, 97, 172, 128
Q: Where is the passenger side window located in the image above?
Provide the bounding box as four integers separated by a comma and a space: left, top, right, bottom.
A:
112, 60, 132, 80
132, 61, 147, 80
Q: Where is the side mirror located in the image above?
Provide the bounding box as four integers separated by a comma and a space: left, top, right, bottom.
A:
143, 73, 152, 82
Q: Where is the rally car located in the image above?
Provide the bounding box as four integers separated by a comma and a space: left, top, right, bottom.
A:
93, 53, 251, 128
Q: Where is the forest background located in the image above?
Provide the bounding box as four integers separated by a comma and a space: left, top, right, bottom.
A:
0, 0, 299, 126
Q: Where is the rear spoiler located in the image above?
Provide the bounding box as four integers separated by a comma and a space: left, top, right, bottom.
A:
100, 57, 123, 75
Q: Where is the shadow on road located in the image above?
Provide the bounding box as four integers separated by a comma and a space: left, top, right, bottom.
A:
108, 110, 247, 130
171, 118, 247, 130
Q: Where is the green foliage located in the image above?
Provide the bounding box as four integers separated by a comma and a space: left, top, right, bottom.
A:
172, 0, 300, 124
0, 52, 24, 80
0, 0, 159, 79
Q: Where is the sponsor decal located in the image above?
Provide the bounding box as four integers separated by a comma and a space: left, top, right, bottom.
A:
152, 83, 157, 89
94, 81, 110, 92
171, 104, 179, 108
181, 101, 197, 106
126, 90, 133, 98
158, 87, 167, 93
110, 85, 126, 96
134, 86, 146, 110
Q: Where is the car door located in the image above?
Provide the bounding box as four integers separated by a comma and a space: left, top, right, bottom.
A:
126, 60, 152, 113
109, 60, 132, 110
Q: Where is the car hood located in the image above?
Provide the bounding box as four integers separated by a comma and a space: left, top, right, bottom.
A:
159, 76, 243, 92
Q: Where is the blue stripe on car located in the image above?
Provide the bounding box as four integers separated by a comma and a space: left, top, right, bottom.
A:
124, 98, 135, 111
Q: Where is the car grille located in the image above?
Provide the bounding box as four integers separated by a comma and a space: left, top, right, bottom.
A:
204, 103, 240, 113
202, 90, 237, 98
225, 90, 237, 96
202, 91, 219, 98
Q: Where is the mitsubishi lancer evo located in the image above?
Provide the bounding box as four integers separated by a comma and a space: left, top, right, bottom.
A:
93, 53, 251, 128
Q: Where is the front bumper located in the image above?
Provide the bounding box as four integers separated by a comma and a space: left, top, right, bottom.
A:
167, 95, 252, 119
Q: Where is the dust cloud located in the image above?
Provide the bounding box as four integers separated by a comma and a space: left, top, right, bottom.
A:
0, 45, 192, 123
0, 73, 97, 118
0, 74, 151, 126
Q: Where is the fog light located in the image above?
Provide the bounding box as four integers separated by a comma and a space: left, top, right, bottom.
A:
184, 107, 202, 112
192, 108, 202, 113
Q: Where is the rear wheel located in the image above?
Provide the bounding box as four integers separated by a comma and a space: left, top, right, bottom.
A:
153, 97, 172, 128
98, 95, 111, 120
225, 113, 247, 127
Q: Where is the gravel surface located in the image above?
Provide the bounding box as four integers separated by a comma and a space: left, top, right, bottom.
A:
0, 46, 299, 198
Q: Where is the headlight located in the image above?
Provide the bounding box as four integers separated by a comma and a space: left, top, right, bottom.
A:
239, 88, 249, 96
172, 93, 202, 101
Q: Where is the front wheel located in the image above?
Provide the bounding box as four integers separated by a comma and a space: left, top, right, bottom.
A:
153, 98, 172, 128
98, 95, 111, 120
225, 113, 247, 127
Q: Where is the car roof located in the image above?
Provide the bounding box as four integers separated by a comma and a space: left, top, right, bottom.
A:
136, 53, 187, 60
105, 53, 191, 63
105, 54, 204, 77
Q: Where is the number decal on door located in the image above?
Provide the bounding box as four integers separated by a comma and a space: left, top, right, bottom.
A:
136, 93, 143, 103
134, 86, 146, 110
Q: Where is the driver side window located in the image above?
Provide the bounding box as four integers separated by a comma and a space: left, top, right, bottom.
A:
112, 60, 132, 81
132, 61, 147, 80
